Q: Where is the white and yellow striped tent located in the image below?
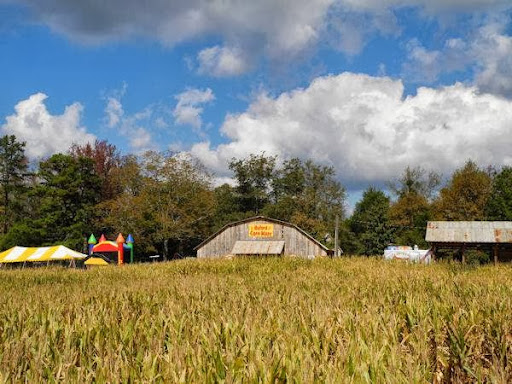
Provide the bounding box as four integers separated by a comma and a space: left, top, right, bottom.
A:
0, 246, 87, 264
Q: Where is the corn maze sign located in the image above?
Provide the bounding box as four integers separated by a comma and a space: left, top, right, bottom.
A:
248, 224, 274, 238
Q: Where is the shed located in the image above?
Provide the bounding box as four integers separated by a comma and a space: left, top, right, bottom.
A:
195, 216, 330, 259
426, 221, 512, 264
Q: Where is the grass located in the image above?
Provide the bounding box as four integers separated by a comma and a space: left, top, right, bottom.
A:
0, 257, 512, 382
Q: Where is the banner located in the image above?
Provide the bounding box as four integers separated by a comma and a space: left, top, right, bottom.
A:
249, 224, 274, 238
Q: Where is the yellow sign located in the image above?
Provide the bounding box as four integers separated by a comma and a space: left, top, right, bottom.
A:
249, 224, 274, 238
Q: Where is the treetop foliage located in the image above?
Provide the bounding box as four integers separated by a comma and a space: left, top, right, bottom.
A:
1, 134, 511, 258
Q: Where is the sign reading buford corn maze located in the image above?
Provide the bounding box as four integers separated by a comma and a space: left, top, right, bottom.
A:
248, 224, 274, 238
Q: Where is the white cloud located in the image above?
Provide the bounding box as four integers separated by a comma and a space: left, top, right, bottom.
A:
197, 45, 250, 77
1, 93, 95, 159
472, 21, 512, 97
173, 88, 215, 130
105, 97, 124, 128
104, 82, 127, 128
403, 39, 443, 83
18, 0, 333, 62
190, 72, 512, 189
102, 86, 158, 151
326, 7, 400, 56
17, 0, 510, 75
130, 127, 153, 151
403, 18, 512, 97
341, 0, 510, 13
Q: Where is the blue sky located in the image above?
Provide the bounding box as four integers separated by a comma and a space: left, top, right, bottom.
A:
1, 1, 512, 208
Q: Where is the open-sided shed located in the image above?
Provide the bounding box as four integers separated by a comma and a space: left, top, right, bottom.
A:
195, 216, 330, 259
426, 221, 512, 264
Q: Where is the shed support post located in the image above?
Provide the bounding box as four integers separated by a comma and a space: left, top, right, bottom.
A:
494, 244, 499, 266
431, 245, 437, 262
460, 244, 466, 264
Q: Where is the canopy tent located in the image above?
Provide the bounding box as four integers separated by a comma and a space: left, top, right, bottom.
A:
0, 246, 87, 264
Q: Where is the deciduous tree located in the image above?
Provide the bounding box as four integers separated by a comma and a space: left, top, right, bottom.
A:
389, 166, 439, 247
229, 153, 276, 214
433, 160, 492, 221
486, 167, 512, 220
70, 139, 121, 200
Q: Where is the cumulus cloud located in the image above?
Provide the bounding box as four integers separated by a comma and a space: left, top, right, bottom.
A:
341, 0, 510, 13
403, 18, 512, 97
103, 86, 158, 152
14, 0, 510, 75
173, 88, 215, 130
102, 85, 215, 152
105, 97, 124, 128
197, 45, 250, 77
472, 21, 512, 97
104, 82, 127, 128
17, 0, 332, 59
403, 39, 443, 83
1, 93, 95, 159
190, 72, 512, 190
130, 127, 153, 150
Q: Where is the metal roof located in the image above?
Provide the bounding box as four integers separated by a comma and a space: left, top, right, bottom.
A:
426, 221, 512, 243
231, 240, 285, 255
194, 216, 329, 251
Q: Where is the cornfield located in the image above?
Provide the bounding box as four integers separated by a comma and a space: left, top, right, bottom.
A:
1, 257, 511, 383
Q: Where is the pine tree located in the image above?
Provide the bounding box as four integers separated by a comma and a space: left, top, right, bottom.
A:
0, 135, 28, 234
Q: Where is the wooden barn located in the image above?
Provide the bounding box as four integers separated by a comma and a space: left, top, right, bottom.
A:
426, 221, 512, 264
195, 216, 330, 259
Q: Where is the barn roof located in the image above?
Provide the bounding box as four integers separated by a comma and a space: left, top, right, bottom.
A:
194, 216, 330, 251
426, 221, 512, 243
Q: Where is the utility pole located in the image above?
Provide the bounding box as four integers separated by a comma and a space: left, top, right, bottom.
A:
334, 215, 339, 257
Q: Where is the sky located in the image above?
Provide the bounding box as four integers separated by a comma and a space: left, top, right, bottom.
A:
1, 0, 512, 208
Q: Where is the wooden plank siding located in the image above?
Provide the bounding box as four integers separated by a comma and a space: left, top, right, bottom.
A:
196, 217, 329, 259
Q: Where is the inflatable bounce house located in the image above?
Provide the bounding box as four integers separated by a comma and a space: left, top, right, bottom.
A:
84, 233, 134, 266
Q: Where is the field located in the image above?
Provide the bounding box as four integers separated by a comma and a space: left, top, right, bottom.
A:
1, 258, 512, 383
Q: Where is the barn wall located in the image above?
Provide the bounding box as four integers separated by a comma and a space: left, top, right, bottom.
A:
197, 219, 328, 258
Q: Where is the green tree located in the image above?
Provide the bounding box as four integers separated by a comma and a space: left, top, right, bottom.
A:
143, 152, 216, 259
1, 154, 101, 250
389, 165, 440, 200
211, 183, 245, 230
295, 160, 345, 238
389, 166, 440, 247
265, 158, 306, 222
0, 135, 28, 234
227, 154, 346, 247
269, 159, 346, 246
69, 139, 121, 201
433, 160, 492, 221
37, 154, 101, 248
485, 167, 512, 220
94, 154, 156, 256
229, 153, 276, 214
101, 152, 216, 259
389, 193, 430, 247
350, 187, 393, 255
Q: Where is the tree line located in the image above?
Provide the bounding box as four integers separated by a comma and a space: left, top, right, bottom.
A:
1, 134, 511, 259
